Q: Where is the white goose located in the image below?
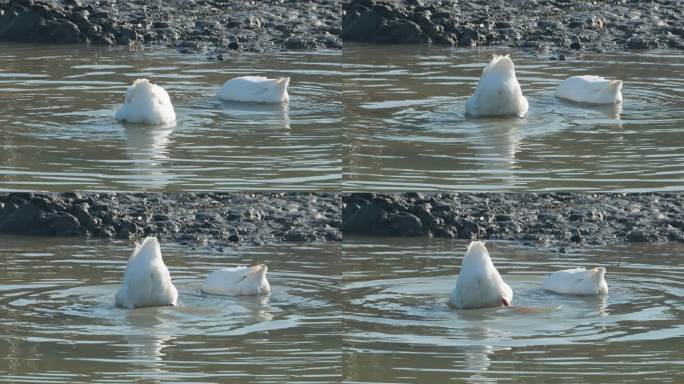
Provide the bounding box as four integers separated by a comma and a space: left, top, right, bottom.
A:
555, 75, 623, 105
217, 76, 290, 103
201, 265, 270, 296
450, 241, 513, 309
115, 79, 176, 125
465, 54, 528, 118
542, 267, 608, 295
115, 237, 178, 309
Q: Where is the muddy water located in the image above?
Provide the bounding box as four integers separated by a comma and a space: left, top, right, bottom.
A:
0, 236, 341, 383
0, 44, 341, 191
343, 237, 684, 382
343, 44, 684, 192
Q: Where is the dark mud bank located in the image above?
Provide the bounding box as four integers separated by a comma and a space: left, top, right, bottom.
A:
343, 193, 684, 249
0, 0, 341, 52
343, 0, 684, 52
0, 193, 341, 247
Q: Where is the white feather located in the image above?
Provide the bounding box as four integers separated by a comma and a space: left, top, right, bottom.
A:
217, 76, 290, 103
115, 79, 176, 125
450, 241, 513, 309
555, 75, 623, 105
116, 79, 176, 125
542, 267, 608, 295
201, 265, 270, 296
115, 237, 178, 309
465, 54, 528, 118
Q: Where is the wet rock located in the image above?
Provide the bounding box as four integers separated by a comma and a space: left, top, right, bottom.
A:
458, 27, 480, 47
384, 19, 423, 43
0, 202, 42, 233
342, 9, 384, 41
116, 219, 139, 239
68, 203, 91, 224
342, 193, 684, 250
283, 36, 318, 49
0, 10, 40, 39
342, 0, 684, 52
43, 18, 80, 42
0, 0, 341, 52
40, 212, 81, 236
342, 201, 384, 234
459, 219, 481, 239
383, 212, 426, 236
0, 193, 341, 248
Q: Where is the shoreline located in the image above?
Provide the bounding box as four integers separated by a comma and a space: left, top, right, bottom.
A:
343, 0, 684, 54
0, 0, 341, 54
343, 193, 684, 250
0, 193, 342, 248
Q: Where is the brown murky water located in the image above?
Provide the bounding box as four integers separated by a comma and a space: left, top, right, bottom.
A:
0, 236, 341, 383
343, 237, 684, 382
343, 44, 684, 192
0, 43, 341, 192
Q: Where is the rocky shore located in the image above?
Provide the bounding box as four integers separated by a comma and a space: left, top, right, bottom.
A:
343, 0, 684, 52
0, 193, 341, 248
0, 0, 341, 52
343, 193, 684, 250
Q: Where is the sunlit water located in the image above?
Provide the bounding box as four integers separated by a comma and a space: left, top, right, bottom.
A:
0, 43, 341, 191
343, 237, 684, 382
343, 44, 684, 192
0, 236, 341, 383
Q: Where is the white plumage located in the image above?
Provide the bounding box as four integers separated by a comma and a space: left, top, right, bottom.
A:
201, 265, 270, 296
542, 267, 608, 296
555, 75, 623, 105
115, 237, 178, 309
217, 76, 290, 103
450, 241, 513, 309
115, 79, 176, 125
465, 54, 528, 118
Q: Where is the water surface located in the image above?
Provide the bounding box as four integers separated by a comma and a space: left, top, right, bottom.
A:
0, 236, 341, 382
0, 43, 341, 191
343, 44, 684, 191
343, 237, 684, 382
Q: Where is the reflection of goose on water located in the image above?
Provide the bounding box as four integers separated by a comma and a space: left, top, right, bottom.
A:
218, 98, 290, 129
555, 75, 623, 105
115, 79, 176, 125
201, 265, 270, 296
450, 241, 513, 309
466, 55, 528, 118
115, 237, 178, 309
122, 124, 175, 190
123, 124, 173, 162
123, 308, 173, 380
467, 121, 522, 169
542, 267, 608, 296
217, 76, 290, 103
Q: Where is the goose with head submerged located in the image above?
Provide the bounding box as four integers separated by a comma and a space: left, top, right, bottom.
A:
450, 241, 513, 309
